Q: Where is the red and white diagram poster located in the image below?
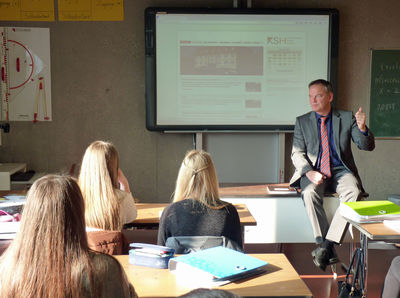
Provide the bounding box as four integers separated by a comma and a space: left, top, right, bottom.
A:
1, 27, 51, 122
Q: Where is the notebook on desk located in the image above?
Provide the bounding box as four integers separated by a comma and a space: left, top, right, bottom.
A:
0, 222, 20, 239
340, 200, 400, 223
0, 195, 26, 207
266, 185, 297, 194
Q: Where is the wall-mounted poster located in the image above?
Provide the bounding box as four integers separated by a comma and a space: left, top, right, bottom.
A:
58, 0, 124, 21
0, 27, 51, 122
0, 0, 55, 21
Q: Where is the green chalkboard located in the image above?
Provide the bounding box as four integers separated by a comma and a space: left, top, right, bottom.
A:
370, 49, 400, 138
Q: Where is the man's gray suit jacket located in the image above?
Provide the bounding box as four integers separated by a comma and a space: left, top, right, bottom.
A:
289, 109, 375, 188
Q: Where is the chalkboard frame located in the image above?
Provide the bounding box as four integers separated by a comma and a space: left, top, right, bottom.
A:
369, 49, 400, 139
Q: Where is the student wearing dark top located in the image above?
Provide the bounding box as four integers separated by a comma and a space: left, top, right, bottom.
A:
157, 150, 243, 249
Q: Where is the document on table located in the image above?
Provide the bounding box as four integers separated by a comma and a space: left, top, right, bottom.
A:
0, 222, 20, 239
383, 220, 400, 233
0, 195, 26, 208
266, 185, 297, 194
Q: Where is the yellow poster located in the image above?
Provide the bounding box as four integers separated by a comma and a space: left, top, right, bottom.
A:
58, 0, 124, 21
0, 0, 55, 21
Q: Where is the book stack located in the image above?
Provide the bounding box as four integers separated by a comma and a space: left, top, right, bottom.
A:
340, 200, 400, 223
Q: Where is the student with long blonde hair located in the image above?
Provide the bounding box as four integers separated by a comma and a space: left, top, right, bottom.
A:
78, 141, 137, 230
0, 175, 137, 298
157, 150, 243, 249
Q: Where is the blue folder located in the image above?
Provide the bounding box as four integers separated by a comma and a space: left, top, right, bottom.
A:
168, 246, 267, 281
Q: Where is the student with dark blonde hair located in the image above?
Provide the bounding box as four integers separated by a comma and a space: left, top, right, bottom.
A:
78, 140, 137, 231
0, 175, 137, 297
157, 150, 243, 249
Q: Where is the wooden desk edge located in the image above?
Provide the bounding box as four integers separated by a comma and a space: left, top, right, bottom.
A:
133, 203, 257, 227
347, 220, 400, 240
115, 253, 312, 298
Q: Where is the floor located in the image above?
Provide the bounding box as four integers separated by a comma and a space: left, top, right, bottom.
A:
245, 242, 400, 298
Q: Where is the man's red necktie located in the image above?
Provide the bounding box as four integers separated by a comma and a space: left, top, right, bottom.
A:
320, 116, 331, 177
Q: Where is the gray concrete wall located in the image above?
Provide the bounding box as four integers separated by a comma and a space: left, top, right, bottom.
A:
1, 0, 399, 202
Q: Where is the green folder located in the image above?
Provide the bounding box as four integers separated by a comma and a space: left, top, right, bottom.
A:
340, 200, 400, 223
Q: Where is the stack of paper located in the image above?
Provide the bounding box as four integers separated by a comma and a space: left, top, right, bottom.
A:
0, 195, 26, 208
340, 200, 400, 223
0, 222, 20, 239
383, 220, 400, 233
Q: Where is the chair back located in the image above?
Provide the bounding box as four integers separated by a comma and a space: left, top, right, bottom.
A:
87, 230, 129, 255
165, 235, 242, 254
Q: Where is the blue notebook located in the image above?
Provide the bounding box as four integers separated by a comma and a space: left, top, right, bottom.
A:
168, 246, 267, 282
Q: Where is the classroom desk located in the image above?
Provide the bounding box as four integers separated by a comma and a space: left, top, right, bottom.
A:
133, 203, 256, 227
0, 163, 27, 191
114, 253, 312, 297
0, 195, 256, 227
219, 183, 299, 198
0, 190, 26, 197
130, 203, 256, 244
346, 220, 400, 297
218, 183, 351, 243
0, 189, 26, 214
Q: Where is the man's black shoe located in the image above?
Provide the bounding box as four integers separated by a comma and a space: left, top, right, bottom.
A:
327, 246, 340, 265
311, 247, 329, 271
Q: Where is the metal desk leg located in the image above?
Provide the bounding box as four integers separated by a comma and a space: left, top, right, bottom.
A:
360, 233, 368, 296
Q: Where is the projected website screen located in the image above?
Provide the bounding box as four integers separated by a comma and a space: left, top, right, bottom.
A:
152, 12, 334, 129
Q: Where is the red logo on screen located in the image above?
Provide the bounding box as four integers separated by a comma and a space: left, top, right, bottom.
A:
267, 37, 287, 45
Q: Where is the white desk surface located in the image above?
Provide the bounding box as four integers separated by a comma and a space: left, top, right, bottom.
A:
0, 163, 27, 174
0, 163, 28, 191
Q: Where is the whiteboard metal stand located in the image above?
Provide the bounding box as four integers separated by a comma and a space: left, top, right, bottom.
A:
195, 132, 203, 150
195, 132, 285, 183
196, 0, 283, 184
278, 132, 285, 183
232, 0, 252, 8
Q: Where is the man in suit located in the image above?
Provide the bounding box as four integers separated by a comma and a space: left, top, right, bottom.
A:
290, 79, 375, 270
